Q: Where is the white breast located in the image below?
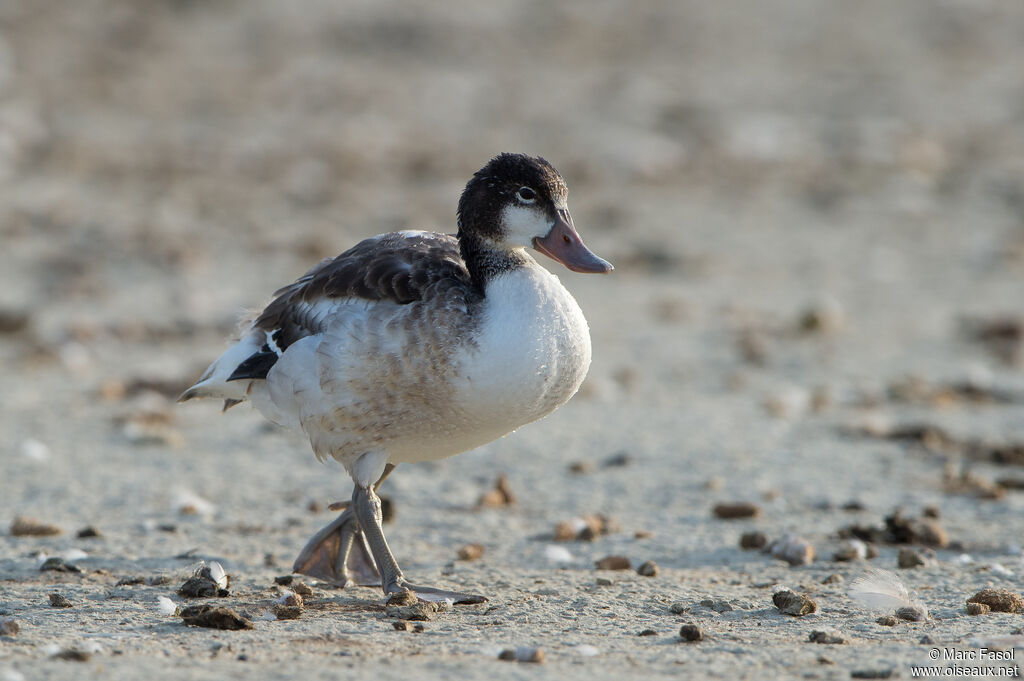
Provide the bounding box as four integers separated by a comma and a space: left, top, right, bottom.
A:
451, 264, 592, 436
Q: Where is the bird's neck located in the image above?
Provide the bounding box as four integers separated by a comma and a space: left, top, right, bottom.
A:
458, 229, 532, 293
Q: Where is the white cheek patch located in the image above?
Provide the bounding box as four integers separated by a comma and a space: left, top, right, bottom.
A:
501, 204, 554, 247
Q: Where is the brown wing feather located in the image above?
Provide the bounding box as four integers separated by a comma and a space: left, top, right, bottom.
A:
252, 231, 478, 354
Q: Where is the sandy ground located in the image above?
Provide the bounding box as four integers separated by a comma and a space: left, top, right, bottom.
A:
2, 1, 1024, 679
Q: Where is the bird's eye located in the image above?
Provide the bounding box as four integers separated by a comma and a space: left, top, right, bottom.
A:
516, 187, 537, 204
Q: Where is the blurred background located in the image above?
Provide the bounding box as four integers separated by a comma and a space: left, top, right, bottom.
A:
2, 0, 1024, 643
2, 0, 1024, 671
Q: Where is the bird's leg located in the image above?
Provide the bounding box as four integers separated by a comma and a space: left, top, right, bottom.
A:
351, 484, 486, 605
291, 465, 397, 587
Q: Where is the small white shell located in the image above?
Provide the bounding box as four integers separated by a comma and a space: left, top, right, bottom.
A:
156, 596, 177, 616
171, 488, 216, 517
20, 439, 51, 462
208, 561, 228, 589
543, 545, 574, 563
989, 563, 1014, 578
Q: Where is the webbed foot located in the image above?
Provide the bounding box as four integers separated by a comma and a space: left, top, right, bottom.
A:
292, 506, 380, 587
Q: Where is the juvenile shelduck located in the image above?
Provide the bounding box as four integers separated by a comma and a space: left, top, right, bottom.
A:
180, 153, 612, 603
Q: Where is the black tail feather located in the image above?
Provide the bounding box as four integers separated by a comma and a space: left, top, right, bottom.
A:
227, 350, 279, 381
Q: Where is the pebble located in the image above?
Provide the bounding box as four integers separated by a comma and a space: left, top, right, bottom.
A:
834, 539, 868, 562
178, 564, 230, 598
393, 620, 424, 633
385, 589, 418, 607
595, 577, 613, 586
769, 534, 816, 566
603, 451, 632, 468
821, 574, 844, 585
498, 647, 545, 663
638, 629, 657, 637
276, 591, 303, 608
477, 474, 516, 508
738, 330, 768, 365
713, 502, 760, 519
75, 526, 101, 538
51, 649, 91, 662
0, 619, 19, 636
180, 605, 253, 630
272, 605, 302, 620
966, 602, 990, 616
967, 588, 1024, 614
891, 512, 948, 548
595, 555, 631, 570
291, 582, 313, 597
457, 543, 485, 561
678, 623, 704, 642
568, 461, 592, 474
739, 531, 768, 550
808, 630, 845, 644
897, 547, 929, 568
851, 669, 894, 679
274, 575, 293, 586
764, 386, 811, 419
10, 516, 61, 537
39, 557, 82, 573
699, 598, 733, 613
669, 602, 688, 615
555, 514, 620, 542
636, 560, 659, 577
876, 615, 898, 626
386, 601, 443, 622
0, 308, 29, 334
171, 489, 215, 516
553, 521, 577, 541
895, 605, 928, 622
798, 298, 844, 334
48, 593, 72, 608
772, 590, 818, 617
120, 409, 184, 448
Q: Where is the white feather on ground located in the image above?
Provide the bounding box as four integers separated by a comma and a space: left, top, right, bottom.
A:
847, 568, 920, 612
